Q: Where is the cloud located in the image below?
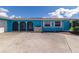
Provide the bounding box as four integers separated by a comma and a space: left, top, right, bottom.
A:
18, 16, 21, 18
0, 12, 8, 18
9, 15, 16, 19
48, 7, 79, 18
0, 8, 9, 12
0, 8, 22, 19
9, 15, 22, 19
0, 8, 9, 18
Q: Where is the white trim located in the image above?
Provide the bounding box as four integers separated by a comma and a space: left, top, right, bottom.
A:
54, 21, 63, 28
43, 21, 52, 28
52, 21, 54, 27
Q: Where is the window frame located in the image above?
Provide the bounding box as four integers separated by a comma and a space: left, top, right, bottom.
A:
43, 21, 52, 28
54, 21, 62, 27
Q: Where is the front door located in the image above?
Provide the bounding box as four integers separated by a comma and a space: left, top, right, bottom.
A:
20, 22, 26, 31
27, 22, 33, 31
13, 21, 18, 31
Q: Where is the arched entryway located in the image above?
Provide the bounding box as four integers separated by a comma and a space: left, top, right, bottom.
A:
27, 21, 33, 31
20, 22, 26, 31
13, 21, 18, 31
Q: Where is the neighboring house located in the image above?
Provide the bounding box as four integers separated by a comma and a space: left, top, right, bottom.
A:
0, 18, 7, 33
0, 18, 71, 33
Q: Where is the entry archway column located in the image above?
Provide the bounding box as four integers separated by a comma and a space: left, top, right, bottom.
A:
18, 22, 20, 32
25, 22, 27, 31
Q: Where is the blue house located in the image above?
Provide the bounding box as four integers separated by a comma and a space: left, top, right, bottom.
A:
0, 18, 71, 32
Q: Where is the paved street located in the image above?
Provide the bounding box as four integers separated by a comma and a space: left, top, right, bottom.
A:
0, 32, 78, 53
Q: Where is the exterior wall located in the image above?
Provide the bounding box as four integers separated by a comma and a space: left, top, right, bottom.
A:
7, 20, 42, 32
7, 20, 13, 32
32, 20, 42, 32
62, 20, 71, 31
42, 20, 71, 32
7, 20, 71, 32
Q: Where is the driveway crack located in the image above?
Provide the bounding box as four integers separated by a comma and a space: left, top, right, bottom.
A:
62, 34, 72, 53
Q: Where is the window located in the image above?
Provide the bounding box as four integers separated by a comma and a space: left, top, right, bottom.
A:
43, 21, 51, 27
55, 21, 62, 27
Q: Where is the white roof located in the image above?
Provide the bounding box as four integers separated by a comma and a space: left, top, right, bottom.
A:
0, 17, 79, 20
11, 18, 71, 20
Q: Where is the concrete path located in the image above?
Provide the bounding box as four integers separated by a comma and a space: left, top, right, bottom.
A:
0, 32, 78, 53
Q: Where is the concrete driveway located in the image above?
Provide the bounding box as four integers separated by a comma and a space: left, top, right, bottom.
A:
64, 33, 79, 53
0, 32, 78, 53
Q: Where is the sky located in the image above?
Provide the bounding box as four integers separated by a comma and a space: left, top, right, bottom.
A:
0, 6, 79, 19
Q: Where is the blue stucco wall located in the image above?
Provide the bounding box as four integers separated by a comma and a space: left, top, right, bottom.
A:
7, 20, 71, 32
42, 20, 71, 32
7, 20, 42, 32
7, 20, 13, 32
